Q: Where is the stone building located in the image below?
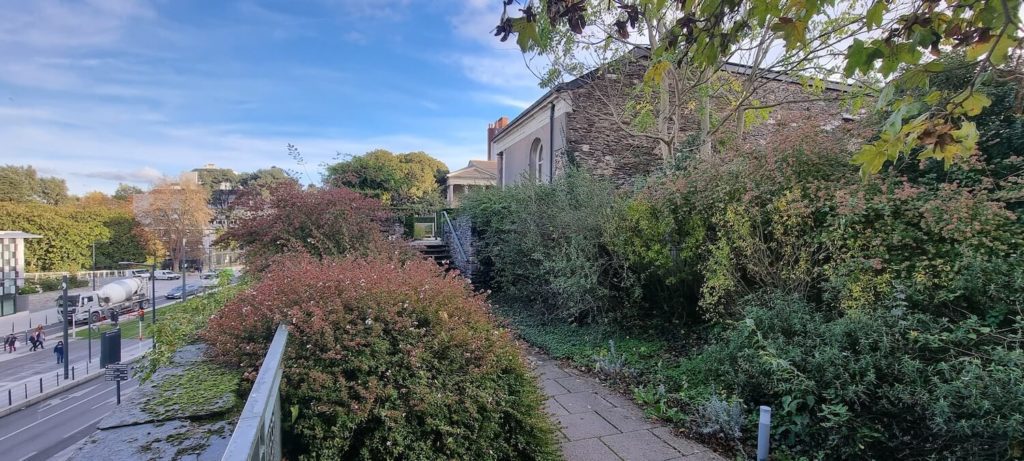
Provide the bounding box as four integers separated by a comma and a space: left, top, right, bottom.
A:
491, 49, 859, 187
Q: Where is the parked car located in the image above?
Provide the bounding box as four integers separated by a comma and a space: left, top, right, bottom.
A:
153, 270, 181, 280
165, 283, 202, 299
128, 269, 151, 279
199, 271, 219, 287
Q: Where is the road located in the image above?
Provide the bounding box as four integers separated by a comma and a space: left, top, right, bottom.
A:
0, 374, 139, 461
0, 280, 193, 389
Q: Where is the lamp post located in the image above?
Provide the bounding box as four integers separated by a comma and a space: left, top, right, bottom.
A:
181, 238, 187, 302
92, 242, 97, 291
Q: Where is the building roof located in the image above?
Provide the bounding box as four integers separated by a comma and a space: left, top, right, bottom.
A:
0, 231, 42, 239
448, 160, 497, 184
492, 47, 856, 142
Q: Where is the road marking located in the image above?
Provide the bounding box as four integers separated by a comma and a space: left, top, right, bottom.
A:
0, 383, 111, 442
17, 451, 36, 461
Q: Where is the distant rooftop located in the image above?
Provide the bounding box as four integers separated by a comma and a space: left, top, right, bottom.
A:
0, 231, 42, 239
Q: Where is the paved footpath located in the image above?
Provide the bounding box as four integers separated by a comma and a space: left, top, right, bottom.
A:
528, 351, 725, 461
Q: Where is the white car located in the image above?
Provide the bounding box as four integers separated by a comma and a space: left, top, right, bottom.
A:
153, 270, 182, 280
128, 269, 151, 278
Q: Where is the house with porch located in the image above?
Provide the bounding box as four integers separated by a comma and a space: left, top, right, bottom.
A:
490, 49, 859, 187
445, 159, 497, 207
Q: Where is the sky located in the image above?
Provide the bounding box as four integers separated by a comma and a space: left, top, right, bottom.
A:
0, 0, 548, 194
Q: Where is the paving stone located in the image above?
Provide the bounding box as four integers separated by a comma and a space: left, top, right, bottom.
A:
561, 438, 623, 461
540, 378, 570, 396
556, 412, 621, 441
545, 397, 570, 416
535, 363, 571, 380
555, 391, 615, 414
596, 406, 657, 432
649, 427, 705, 456
599, 391, 635, 408
602, 430, 681, 461
556, 375, 602, 393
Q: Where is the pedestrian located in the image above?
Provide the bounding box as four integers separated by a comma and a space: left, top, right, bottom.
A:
54, 341, 64, 364
6, 334, 16, 353
36, 330, 45, 349
139, 305, 145, 322
28, 333, 38, 351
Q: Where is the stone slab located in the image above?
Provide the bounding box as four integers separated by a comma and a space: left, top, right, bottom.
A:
561, 438, 623, 461
555, 391, 615, 414
540, 378, 570, 396
649, 427, 706, 456
545, 397, 570, 416
556, 375, 602, 393
602, 430, 681, 461
556, 411, 621, 441
596, 406, 657, 433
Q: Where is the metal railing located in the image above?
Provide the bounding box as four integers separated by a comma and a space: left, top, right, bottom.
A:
222, 324, 288, 461
25, 270, 133, 281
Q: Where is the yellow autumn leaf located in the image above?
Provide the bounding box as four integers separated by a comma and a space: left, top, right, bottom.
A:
644, 61, 672, 85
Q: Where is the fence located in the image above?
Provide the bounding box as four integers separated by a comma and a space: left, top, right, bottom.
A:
24, 270, 133, 282
0, 339, 152, 412
222, 324, 288, 461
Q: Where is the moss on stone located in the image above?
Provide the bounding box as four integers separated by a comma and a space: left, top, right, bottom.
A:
141, 362, 241, 420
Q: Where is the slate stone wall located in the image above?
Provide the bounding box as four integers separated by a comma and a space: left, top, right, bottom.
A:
561, 58, 857, 187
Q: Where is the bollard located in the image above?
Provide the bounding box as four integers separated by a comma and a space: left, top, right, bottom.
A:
24, 383, 27, 399
57, 372, 60, 387
39, 377, 43, 394
757, 406, 772, 461
7, 389, 10, 406
72, 366, 76, 380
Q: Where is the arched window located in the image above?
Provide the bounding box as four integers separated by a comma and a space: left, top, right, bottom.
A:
530, 138, 544, 182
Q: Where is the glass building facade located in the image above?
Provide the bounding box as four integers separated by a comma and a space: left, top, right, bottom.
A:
0, 232, 41, 317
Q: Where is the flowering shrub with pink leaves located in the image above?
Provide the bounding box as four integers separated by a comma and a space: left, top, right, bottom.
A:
203, 254, 558, 460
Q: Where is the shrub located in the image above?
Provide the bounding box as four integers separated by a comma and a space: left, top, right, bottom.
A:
682, 292, 1024, 459
215, 182, 395, 273
203, 254, 559, 460
462, 169, 633, 323
17, 284, 41, 294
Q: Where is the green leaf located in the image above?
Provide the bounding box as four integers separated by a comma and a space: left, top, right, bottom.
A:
866, 0, 886, 28
947, 90, 992, 116
512, 18, 540, 52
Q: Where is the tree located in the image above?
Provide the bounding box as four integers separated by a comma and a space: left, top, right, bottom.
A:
193, 167, 239, 194
36, 177, 69, 206
324, 149, 449, 207
237, 167, 297, 196
134, 181, 213, 271
113, 183, 144, 202
215, 182, 392, 272
495, 0, 1023, 174
0, 165, 70, 204
0, 202, 110, 272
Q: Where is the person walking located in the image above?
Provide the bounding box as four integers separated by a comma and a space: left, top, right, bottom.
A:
28, 333, 38, 351
6, 334, 16, 353
36, 330, 45, 349
54, 341, 64, 364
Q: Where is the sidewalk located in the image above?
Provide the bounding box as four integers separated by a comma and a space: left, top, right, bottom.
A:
528, 351, 724, 461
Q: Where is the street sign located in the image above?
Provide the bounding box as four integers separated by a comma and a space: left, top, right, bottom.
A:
105, 363, 129, 382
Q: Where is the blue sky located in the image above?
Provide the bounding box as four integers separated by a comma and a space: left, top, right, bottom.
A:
0, 0, 547, 194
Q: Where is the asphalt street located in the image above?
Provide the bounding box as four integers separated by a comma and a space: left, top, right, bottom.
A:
0, 373, 140, 461
0, 284, 189, 390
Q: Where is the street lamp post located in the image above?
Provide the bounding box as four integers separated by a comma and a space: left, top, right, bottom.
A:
181, 238, 187, 302
92, 242, 97, 291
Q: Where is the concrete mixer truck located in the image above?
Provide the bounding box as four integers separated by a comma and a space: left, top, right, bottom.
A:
58, 278, 149, 325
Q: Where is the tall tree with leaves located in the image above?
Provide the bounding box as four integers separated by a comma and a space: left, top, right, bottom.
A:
133, 181, 213, 270
496, 0, 1023, 174
324, 149, 448, 208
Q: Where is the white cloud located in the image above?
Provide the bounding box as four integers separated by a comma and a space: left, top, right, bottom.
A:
0, 0, 154, 50
78, 167, 164, 184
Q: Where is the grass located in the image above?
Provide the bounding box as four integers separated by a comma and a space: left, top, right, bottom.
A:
81, 299, 195, 341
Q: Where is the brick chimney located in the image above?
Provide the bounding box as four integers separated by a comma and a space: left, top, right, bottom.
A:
487, 116, 509, 161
